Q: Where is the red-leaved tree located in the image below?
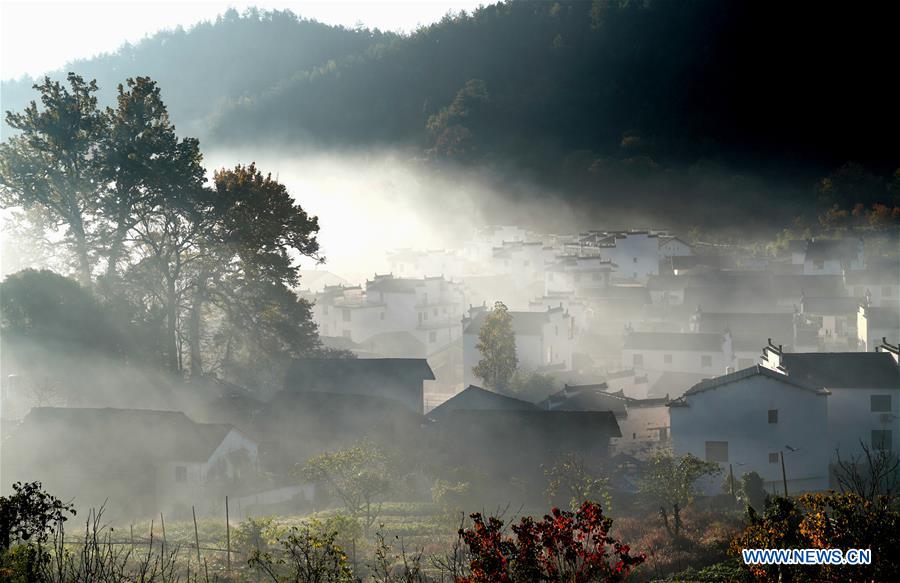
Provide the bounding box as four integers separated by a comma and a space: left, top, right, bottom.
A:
458, 501, 645, 582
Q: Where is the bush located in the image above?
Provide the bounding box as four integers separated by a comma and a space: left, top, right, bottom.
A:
457, 501, 644, 582
731, 492, 900, 582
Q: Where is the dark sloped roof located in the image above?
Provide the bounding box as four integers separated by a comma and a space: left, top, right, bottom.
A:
21, 407, 239, 462
648, 371, 710, 398
538, 384, 627, 413
804, 238, 860, 262
771, 274, 846, 297
286, 358, 435, 391
696, 312, 795, 342
366, 277, 422, 294
801, 296, 861, 315
683, 286, 776, 311
428, 385, 539, 419
683, 366, 828, 396
463, 311, 553, 336
671, 255, 736, 270
845, 269, 900, 286
861, 306, 900, 328
779, 352, 900, 389
624, 332, 724, 352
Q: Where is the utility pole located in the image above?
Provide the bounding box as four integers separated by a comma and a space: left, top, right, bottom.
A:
780, 451, 788, 497
729, 463, 736, 499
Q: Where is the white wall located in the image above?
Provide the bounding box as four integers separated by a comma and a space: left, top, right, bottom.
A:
622, 345, 733, 376
670, 375, 831, 493
827, 387, 900, 459
612, 404, 671, 457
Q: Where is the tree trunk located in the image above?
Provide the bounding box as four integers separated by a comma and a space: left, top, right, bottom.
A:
165, 276, 179, 374
70, 215, 92, 287
188, 266, 210, 379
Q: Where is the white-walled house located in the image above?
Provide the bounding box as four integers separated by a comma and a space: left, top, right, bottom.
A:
858, 304, 900, 352
529, 293, 588, 337
463, 225, 532, 265
491, 241, 552, 289
597, 231, 662, 282
622, 331, 734, 377
386, 248, 470, 279
539, 385, 670, 458
544, 255, 614, 295
312, 275, 467, 356
761, 345, 900, 459
669, 366, 831, 493
1, 407, 259, 516
658, 235, 693, 258
800, 238, 864, 275
463, 307, 573, 387
845, 269, 900, 308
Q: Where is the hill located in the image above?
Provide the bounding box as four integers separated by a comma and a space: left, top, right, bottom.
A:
2, 1, 898, 230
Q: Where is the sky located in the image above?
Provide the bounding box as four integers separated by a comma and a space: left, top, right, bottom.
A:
0, 0, 484, 81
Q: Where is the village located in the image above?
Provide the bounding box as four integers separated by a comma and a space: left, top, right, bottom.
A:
3, 226, 898, 524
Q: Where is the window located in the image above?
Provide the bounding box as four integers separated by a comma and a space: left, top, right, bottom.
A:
664, 354, 672, 364
701, 355, 712, 367
633, 353, 644, 366
342, 309, 350, 322
633, 257, 638, 263
769, 453, 780, 464
705, 441, 728, 462
768, 409, 778, 424
429, 331, 437, 343
175, 466, 187, 483
418, 312, 423, 324
872, 430, 893, 451
871, 395, 892, 412
883, 285, 894, 297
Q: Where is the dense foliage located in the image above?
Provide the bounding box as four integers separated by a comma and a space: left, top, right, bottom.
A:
473, 301, 518, 392
0, 74, 338, 397
732, 492, 900, 582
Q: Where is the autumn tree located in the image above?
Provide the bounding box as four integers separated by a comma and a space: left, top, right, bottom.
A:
472, 301, 517, 392
0, 74, 105, 286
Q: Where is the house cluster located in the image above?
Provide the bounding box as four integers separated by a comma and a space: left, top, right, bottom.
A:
2, 228, 896, 514
1, 357, 627, 514
305, 227, 898, 494
308, 228, 898, 407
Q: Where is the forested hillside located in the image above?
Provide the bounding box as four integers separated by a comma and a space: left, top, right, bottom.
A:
2, 0, 898, 229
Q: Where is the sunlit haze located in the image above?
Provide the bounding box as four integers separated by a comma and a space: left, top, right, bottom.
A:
1, 0, 483, 80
